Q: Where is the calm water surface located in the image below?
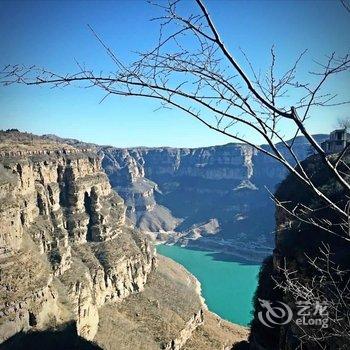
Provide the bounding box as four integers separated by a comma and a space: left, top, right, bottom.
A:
157, 244, 260, 326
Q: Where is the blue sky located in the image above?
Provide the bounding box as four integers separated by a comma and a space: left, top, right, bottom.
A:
0, 0, 349, 147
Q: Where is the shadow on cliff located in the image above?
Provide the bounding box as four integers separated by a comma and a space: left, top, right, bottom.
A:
0, 322, 102, 350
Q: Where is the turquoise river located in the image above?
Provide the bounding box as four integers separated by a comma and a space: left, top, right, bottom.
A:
157, 244, 261, 326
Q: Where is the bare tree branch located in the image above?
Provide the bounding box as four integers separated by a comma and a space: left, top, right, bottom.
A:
1, 0, 350, 242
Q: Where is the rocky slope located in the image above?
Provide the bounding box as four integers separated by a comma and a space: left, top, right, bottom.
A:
101, 136, 326, 261
95, 255, 248, 350
0, 130, 247, 349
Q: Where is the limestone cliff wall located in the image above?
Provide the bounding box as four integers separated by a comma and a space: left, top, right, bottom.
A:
100, 144, 289, 258
102, 145, 266, 237
101, 136, 327, 260
0, 131, 249, 350
0, 148, 155, 343
103, 144, 257, 184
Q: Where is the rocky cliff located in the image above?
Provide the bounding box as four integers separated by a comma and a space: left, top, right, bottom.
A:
247, 154, 350, 350
0, 131, 247, 350
101, 136, 326, 261
0, 132, 156, 344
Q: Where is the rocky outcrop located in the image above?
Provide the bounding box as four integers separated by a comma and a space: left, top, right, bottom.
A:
0, 135, 155, 343
183, 311, 249, 350
94, 255, 248, 350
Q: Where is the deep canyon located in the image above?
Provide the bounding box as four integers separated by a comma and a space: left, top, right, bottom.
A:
101, 134, 327, 262
0, 131, 249, 350
2, 130, 345, 350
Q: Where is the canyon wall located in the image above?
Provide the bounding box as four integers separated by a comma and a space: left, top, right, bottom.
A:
248, 154, 350, 350
0, 133, 155, 341
101, 136, 326, 261
0, 131, 248, 350
0, 136, 155, 343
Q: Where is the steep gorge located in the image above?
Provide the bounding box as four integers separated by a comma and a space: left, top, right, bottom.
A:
0, 141, 155, 342
101, 136, 326, 262
0, 131, 248, 350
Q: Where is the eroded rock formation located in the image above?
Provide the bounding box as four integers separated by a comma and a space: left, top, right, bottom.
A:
0, 131, 248, 349
0, 137, 154, 343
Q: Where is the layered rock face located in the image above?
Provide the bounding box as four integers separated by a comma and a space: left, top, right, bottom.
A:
0, 134, 155, 343
0, 131, 248, 350
102, 145, 263, 237
102, 136, 326, 261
